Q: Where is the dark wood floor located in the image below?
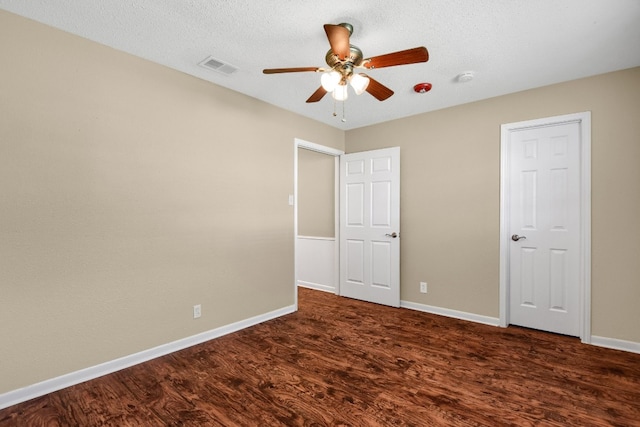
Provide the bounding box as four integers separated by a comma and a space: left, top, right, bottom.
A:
2, 287, 639, 426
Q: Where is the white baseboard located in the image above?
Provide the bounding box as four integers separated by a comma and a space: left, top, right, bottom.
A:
401, 300, 500, 327
0, 304, 296, 411
297, 280, 336, 293
401, 301, 640, 355
590, 335, 640, 354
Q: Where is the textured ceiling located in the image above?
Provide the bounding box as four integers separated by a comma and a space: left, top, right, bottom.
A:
2, 0, 639, 130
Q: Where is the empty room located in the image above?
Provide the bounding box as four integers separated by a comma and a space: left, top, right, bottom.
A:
1, 1, 639, 426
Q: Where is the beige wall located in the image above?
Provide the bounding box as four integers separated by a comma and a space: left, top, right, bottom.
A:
346, 67, 640, 343
297, 148, 335, 238
0, 11, 344, 394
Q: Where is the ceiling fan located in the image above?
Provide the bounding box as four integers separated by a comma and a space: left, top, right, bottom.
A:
263, 23, 429, 104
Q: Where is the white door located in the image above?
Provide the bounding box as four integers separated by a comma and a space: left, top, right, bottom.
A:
340, 147, 400, 307
508, 122, 581, 336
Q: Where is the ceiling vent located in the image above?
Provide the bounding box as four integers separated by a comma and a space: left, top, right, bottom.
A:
198, 56, 238, 75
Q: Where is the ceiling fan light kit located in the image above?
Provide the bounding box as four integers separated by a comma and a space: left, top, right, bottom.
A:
263, 22, 429, 120
321, 70, 342, 91
332, 84, 349, 101
349, 73, 370, 95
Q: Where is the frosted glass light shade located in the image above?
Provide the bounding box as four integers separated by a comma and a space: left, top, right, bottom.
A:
321, 71, 341, 92
332, 84, 349, 101
350, 73, 370, 95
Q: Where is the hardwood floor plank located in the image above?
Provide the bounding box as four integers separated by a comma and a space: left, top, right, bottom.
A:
0, 397, 62, 427
1, 287, 639, 426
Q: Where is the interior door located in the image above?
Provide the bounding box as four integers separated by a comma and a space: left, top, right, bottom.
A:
508, 122, 581, 336
340, 147, 400, 307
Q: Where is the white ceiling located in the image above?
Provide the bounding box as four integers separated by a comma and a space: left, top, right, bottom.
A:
2, 0, 639, 130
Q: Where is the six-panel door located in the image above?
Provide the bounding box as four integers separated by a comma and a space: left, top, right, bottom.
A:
340, 147, 400, 307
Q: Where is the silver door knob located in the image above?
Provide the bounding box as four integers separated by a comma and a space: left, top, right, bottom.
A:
385, 232, 398, 238
511, 234, 526, 241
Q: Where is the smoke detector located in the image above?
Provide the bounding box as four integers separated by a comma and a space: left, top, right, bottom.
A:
456, 72, 474, 83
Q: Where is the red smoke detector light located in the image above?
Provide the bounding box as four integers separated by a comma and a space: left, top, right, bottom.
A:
413, 83, 432, 93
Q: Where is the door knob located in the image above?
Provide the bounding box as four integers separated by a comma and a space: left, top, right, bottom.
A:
511, 234, 526, 241
385, 232, 398, 238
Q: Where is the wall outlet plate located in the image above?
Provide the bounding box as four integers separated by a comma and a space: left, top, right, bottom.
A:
420, 282, 427, 293
193, 304, 201, 319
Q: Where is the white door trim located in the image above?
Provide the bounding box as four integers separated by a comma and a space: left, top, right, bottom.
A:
294, 138, 344, 309
499, 112, 591, 343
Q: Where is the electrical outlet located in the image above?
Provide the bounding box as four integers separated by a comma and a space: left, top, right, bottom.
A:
193, 304, 201, 319
420, 282, 428, 293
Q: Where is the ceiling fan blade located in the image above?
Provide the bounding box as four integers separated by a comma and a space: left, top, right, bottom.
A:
306, 86, 328, 103
364, 75, 394, 101
324, 24, 350, 60
263, 67, 320, 74
363, 46, 429, 69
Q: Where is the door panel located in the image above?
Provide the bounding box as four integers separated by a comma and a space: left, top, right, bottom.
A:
549, 249, 568, 311
519, 247, 536, 307
340, 147, 400, 307
371, 181, 391, 226
371, 241, 391, 288
346, 183, 365, 225
346, 239, 364, 284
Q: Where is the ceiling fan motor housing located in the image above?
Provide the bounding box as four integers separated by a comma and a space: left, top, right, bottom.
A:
325, 45, 364, 76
